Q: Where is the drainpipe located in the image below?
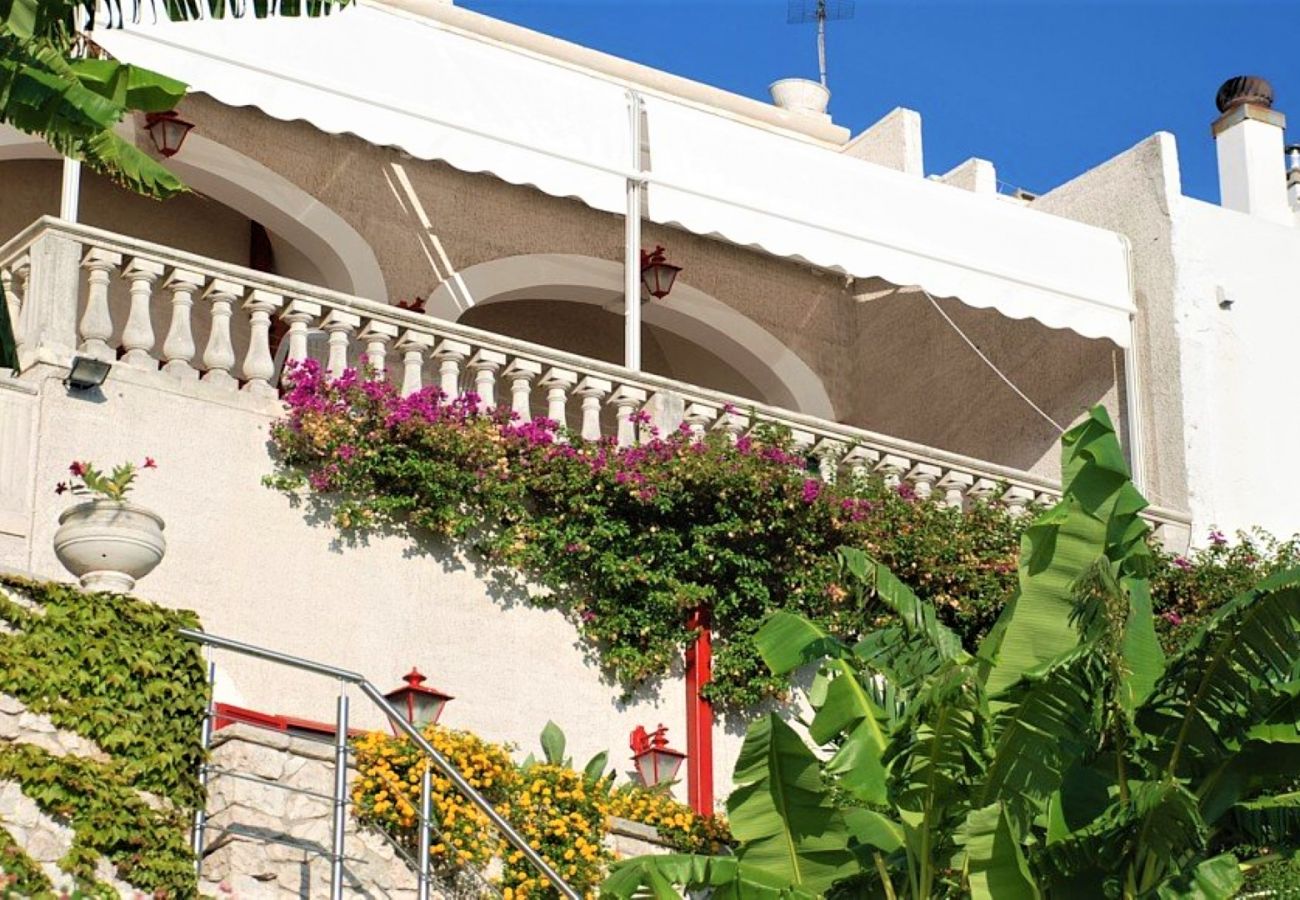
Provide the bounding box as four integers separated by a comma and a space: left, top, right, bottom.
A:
624, 90, 643, 371
684, 605, 714, 816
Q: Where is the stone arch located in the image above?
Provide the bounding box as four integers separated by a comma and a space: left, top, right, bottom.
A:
0, 125, 386, 301
430, 253, 835, 419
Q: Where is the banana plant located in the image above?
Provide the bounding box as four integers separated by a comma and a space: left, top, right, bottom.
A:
0, 0, 352, 199
601, 407, 1300, 898
522, 720, 610, 785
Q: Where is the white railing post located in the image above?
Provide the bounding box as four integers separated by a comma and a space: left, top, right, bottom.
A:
967, 478, 1000, 506
280, 299, 322, 367
682, 401, 719, 440
540, 367, 577, 439
201, 279, 244, 390
1002, 485, 1036, 517
320, 309, 360, 380
78, 248, 122, 362
359, 320, 398, 380
432, 339, 470, 399
395, 330, 434, 397
876, 454, 909, 489
503, 358, 542, 422
120, 257, 165, 370
712, 408, 748, 443
574, 376, 611, 442
468, 349, 507, 411
906, 463, 942, 501
161, 269, 206, 380
242, 290, 286, 396
15, 233, 80, 371
609, 385, 648, 446
814, 439, 845, 484
843, 446, 880, 489
0, 262, 22, 355
937, 471, 974, 510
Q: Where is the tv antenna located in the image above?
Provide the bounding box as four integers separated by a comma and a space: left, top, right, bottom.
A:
787, 0, 856, 88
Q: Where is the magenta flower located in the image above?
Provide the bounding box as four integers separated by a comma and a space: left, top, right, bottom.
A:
1209, 530, 1227, 546
1174, 556, 1192, 570
1162, 611, 1184, 626
801, 478, 821, 504
69, 460, 86, 477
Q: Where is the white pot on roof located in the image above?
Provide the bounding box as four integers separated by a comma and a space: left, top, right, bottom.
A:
53, 500, 166, 593
769, 78, 831, 116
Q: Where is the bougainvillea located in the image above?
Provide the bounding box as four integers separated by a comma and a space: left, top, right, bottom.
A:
351, 725, 727, 899
265, 361, 1028, 708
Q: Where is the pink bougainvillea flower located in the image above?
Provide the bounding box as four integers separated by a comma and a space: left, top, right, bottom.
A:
1162, 611, 1184, 626
1209, 529, 1227, 546
143, 457, 158, 469
69, 460, 86, 476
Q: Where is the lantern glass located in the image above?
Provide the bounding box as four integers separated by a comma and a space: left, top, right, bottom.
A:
641, 262, 681, 300
635, 748, 685, 788
146, 112, 194, 158
409, 693, 447, 728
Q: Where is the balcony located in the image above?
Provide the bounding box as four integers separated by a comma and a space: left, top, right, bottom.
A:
0, 216, 1191, 549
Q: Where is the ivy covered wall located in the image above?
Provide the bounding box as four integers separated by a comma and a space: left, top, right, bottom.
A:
0, 574, 207, 897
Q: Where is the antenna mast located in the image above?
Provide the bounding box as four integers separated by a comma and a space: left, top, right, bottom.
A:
788, 0, 855, 89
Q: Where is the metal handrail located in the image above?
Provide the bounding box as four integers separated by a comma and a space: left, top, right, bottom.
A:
180, 627, 581, 900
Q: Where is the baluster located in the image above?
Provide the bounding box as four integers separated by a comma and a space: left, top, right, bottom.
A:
280, 299, 322, 368
1002, 485, 1036, 517
936, 471, 974, 510
6, 255, 30, 356
503, 359, 542, 421
358, 320, 398, 380
813, 439, 845, 484
201, 280, 244, 390
906, 463, 942, 501
121, 258, 165, 369
1036, 490, 1059, 508
574, 376, 611, 442
395, 331, 434, 397
242, 290, 286, 396
320, 310, 360, 380
967, 478, 1000, 506
432, 339, 470, 399
161, 269, 205, 379
0, 267, 17, 359
876, 454, 909, 489
77, 249, 122, 361
843, 447, 881, 488
681, 402, 718, 439
609, 386, 648, 446
539, 367, 577, 438
712, 408, 749, 443
468, 349, 507, 410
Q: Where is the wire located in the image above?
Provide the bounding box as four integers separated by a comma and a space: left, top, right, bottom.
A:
920, 289, 1066, 433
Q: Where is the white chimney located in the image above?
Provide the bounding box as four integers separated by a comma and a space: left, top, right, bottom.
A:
1212, 76, 1291, 225
1287, 144, 1300, 211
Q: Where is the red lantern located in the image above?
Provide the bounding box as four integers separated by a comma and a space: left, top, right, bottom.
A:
144, 111, 195, 158
639, 246, 682, 300
630, 724, 686, 788
383, 667, 453, 735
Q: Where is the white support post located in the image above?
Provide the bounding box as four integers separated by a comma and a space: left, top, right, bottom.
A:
503, 358, 542, 422
359, 320, 398, 380
161, 269, 206, 380
120, 258, 165, 370
432, 339, 470, 400
540, 367, 578, 439
280, 299, 322, 368
202, 280, 245, 390
906, 463, 942, 501
78, 249, 122, 362
624, 89, 643, 371
574, 376, 612, 442
243, 290, 286, 396
468, 348, 507, 411
60, 159, 81, 223
395, 330, 434, 397
609, 385, 647, 446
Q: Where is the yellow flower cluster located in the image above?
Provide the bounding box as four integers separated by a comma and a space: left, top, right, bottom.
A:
351, 726, 732, 899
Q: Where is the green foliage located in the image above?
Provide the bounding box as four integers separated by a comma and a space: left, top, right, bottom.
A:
0, 0, 351, 199
532, 719, 609, 785
0, 825, 53, 896
0, 574, 207, 896
605, 406, 1300, 899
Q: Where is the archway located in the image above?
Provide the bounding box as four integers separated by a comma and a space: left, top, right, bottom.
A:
0, 124, 386, 301
430, 253, 835, 418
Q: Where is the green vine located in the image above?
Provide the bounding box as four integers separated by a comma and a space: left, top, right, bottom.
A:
0, 826, 53, 896
0, 575, 207, 897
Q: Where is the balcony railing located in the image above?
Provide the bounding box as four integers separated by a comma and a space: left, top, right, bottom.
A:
0, 216, 1191, 547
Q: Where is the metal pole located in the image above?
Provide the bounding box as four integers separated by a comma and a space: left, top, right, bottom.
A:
330, 688, 349, 900
60, 160, 81, 223
417, 763, 433, 900
624, 89, 643, 372
190, 659, 216, 876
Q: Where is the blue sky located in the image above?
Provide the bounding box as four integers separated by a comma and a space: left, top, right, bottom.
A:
460, 0, 1299, 203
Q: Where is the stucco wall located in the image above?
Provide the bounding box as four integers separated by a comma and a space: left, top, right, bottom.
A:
1035, 134, 1190, 513
3, 367, 747, 804
1166, 197, 1300, 538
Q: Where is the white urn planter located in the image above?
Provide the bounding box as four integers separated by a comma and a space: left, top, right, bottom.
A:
53, 500, 167, 593
769, 78, 831, 116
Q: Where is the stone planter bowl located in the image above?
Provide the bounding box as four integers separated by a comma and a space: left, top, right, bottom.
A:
53, 500, 166, 593
769, 78, 831, 116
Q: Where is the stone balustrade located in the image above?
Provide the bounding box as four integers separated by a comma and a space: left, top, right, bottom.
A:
0, 216, 1191, 549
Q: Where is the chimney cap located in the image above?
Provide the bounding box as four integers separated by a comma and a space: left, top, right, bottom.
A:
1216, 76, 1274, 113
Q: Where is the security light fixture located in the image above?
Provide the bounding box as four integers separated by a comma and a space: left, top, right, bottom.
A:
144, 111, 195, 158
65, 355, 111, 391
383, 667, 453, 735
639, 246, 682, 300
629, 724, 686, 788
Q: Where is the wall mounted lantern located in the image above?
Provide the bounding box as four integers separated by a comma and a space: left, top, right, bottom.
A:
383, 667, 454, 735
65, 355, 111, 391
144, 111, 195, 158
630, 724, 686, 788
639, 246, 682, 300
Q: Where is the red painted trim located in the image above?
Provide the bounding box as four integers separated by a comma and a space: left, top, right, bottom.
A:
684, 605, 714, 815
213, 702, 365, 738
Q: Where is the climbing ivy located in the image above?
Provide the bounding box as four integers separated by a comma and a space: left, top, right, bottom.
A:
0, 574, 207, 897
0, 826, 52, 896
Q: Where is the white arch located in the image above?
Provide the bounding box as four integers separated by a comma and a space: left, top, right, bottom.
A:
430, 253, 835, 419
0, 125, 387, 301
